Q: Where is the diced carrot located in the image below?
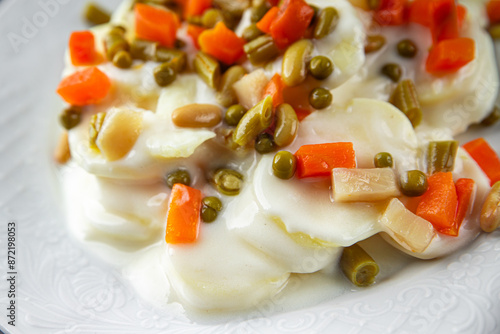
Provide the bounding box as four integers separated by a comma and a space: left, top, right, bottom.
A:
135, 3, 180, 48
269, 0, 315, 49
262, 73, 285, 108
457, 4, 467, 28
416, 172, 458, 234
294, 108, 311, 121
69, 31, 101, 66
373, 0, 406, 26
408, 0, 464, 41
184, 0, 212, 18
199, 21, 245, 64
447, 178, 476, 236
56, 67, 111, 106
486, 0, 500, 24
187, 24, 205, 49
408, 0, 431, 26
295, 142, 356, 179
256, 6, 279, 34
463, 138, 500, 186
165, 183, 202, 244
425, 38, 475, 75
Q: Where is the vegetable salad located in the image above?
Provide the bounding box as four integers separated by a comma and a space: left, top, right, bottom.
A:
54, 0, 500, 311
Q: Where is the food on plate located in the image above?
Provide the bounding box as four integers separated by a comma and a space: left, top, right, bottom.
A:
54, 0, 500, 311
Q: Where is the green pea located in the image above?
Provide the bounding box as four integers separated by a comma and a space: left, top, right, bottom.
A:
225, 104, 247, 126
242, 23, 264, 42
489, 24, 500, 39
381, 63, 402, 82
251, 3, 270, 23
201, 205, 218, 223
212, 168, 244, 196
481, 105, 500, 126
308, 55, 334, 80
165, 169, 191, 188
309, 87, 332, 109
60, 106, 82, 130
155, 47, 187, 73
374, 152, 393, 168
313, 7, 340, 39
83, 2, 110, 26
255, 133, 276, 154
364, 35, 386, 54
202, 9, 224, 28
154, 63, 177, 87
400, 170, 428, 197
397, 39, 418, 58
202, 196, 223, 211
272, 151, 297, 180
112, 50, 133, 69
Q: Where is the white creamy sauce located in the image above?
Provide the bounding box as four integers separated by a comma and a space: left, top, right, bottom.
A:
58, 0, 499, 317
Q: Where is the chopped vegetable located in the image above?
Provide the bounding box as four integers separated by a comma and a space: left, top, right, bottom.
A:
69, 31, 101, 66
244, 35, 280, 65
449, 178, 476, 236
313, 7, 339, 39
380, 198, 436, 253
171, 103, 222, 128
242, 23, 264, 42
211, 168, 244, 196
390, 79, 422, 127
154, 62, 177, 87
480, 181, 500, 232
486, 0, 500, 24
104, 27, 129, 61
381, 63, 401, 82
84, 2, 111, 26
54, 131, 71, 164
199, 21, 245, 65
269, 0, 315, 49
425, 38, 475, 75
427, 140, 458, 174
56, 67, 111, 106
217, 65, 247, 107
202, 196, 223, 211
187, 24, 205, 49
374, 152, 393, 168
462, 137, 500, 186
295, 142, 356, 179
400, 170, 428, 197
416, 172, 458, 234
340, 244, 379, 287
256, 6, 279, 34
282, 39, 313, 87
308, 56, 334, 80
166, 169, 192, 188
332, 168, 400, 202
135, 3, 180, 48
273, 150, 297, 179
364, 35, 386, 53
263, 74, 285, 108
201, 205, 218, 222
165, 183, 202, 244
89, 112, 106, 150
309, 87, 332, 110
224, 104, 247, 126
201, 8, 224, 28
408, 0, 461, 42
255, 133, 276, 154
274, 103, 298, 147
373, 0, 406, 26
184, 0, 213, 19
193, 51, 221, 89
233, 96, 273, 146
155, 48, 187, 72
396, 39, 418, 58
59, 106, 82, 130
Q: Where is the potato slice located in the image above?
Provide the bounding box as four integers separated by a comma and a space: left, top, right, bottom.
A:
332, 168, 401, 202
233, 69, 268, 110
380, 198, 436, 253
96, 107, 143, 161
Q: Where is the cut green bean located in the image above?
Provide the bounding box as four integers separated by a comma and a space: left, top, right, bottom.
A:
202, 8, 224, 28
374, 152, 393, 168
244, 35, 280, 66
60, 106, 82, 130
113, 50, 133, 69
340, 244, 379, 287
400, 170, 428, 197
427, 140, 458, 174
89, 112, 106, 150
84, 2, 111, 26
154, 62, 177, 87
390, 79, 422, 128
193, 52, 221, 89
212, 168, 244, 196
217, 65, 247, 107
274, 103, 299, 147
481, 105, 500, 126
308, 56, 334, 80
155, 47, 187, 73
233, 96, 273, 146
251, 2, 270, 23
104, 28, 129, 61
313, 7, 339, 39
242, 23, 264, 42
130, 39, 158, 60
282, 39, 314, 87
272, 151, 297, 180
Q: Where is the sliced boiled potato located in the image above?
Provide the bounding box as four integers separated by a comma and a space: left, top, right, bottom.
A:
146, 129, 215, 158
332, 168, 401, 202
233, 69, 268, 110
96, 107, 143, 161
379, 198, 436, 253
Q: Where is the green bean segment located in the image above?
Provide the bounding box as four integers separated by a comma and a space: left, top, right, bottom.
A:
400, 170, 428, 197
309, 87, 332, 109
272, 151, 297, 180
374, 152, 393, 168
194, 52, 221, 89
481, 105, 500, 126
242, 23, 264, 42
130, 39, 158, 60
390, 79, 422, 128
84, 2, 111, 26
155, 48, 187, 72
202, 9, 224, 28
340, 244, 379, 287
154, 63, 177, 87
282, 39, 314, 87
225, 104, 247, 126
244, 35, 280, 66
89, 112, 106, 150
217, 65, 247, 107
212, 169, 244, 196
113, 50, 133, 69
397, 39, 418, 58
165, 169, 191, 188
104, 30, 129, 61
313, 7, 340, 39
255, 133, 276, 154
364, 35, 386, 54
274, 103, 299, 147
427, 141, 458, 174
60, 106, 82, 130
381, 63, 402, 82
233, 96, 273, 146
308, 56, 334, 80
251, 2, 270, 23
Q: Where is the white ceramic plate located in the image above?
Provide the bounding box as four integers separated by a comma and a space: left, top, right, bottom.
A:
0, 1, 499, 333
